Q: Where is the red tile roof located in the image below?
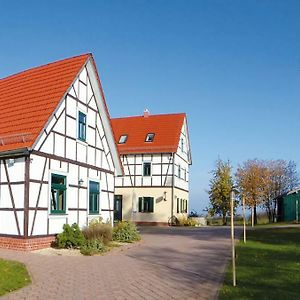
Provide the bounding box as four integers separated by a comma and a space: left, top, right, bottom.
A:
111, 113, 186, 154
0, 53, 90, 152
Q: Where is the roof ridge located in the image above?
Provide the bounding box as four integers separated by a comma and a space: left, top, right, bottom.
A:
0, 53, 91, 81
112, 112, 186, 120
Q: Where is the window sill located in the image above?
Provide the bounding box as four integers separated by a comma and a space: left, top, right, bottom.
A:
77, 138, 88, 146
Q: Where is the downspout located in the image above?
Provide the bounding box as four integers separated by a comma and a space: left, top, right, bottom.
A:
171, 153, 175, 218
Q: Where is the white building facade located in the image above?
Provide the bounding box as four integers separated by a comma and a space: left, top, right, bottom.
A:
112, 112, 192, 225
0, 54, 122, 249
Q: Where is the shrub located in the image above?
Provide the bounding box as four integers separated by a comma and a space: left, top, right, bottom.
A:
80, 239, 107, 256
56, 223, 85, 249
82, 218, 112, 245
113, 221, 141, 243
177, 216, 199, 226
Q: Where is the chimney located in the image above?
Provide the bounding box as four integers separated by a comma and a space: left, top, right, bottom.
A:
143, 109, 150, 118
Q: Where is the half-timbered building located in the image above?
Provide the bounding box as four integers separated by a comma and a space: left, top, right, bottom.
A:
0, 54, 122, 250
111, 111, 192, 225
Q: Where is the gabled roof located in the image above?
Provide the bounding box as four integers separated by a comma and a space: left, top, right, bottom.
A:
0, 53, 90, 152
111, 113, 186, 154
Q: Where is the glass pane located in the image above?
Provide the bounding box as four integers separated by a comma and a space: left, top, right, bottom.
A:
52, 175, 65, 185
89, 181, 99, 193
57, 190, 65, 211
144, 163, 151, 176
79, 111, 86, 124
119, 135, 127, 144
51, 189, 57, 211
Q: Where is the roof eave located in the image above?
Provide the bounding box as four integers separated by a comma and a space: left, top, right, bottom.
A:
0, 147, 30, 158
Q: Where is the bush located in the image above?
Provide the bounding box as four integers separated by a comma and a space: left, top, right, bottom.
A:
113, 221, 141, 243
177, 216, 199, 226
82, 218, 112, 245
80, 239, 107, 256
56, 223, 85, 249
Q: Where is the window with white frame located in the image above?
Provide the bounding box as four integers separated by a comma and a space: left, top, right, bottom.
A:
50, 174, 67, 214
138, 197, 154, 213
89, 181, 100, 214
78, 111, 86, 141
118, 135, 128, 144
143, 162, 151, 176
145, 133, 155, 142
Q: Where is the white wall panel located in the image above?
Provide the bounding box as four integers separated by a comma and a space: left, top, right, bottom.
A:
49, 217, 67, 234
77, 143, 87, 163
79, 67, 87, 84
54, 134, 65, 157
30, 155, 47, 180
41, 132, 54, 153
0, 186, 12, 208
0, 211, 18, 235
79, 82, 87, 103
66, 96, 77, 117
66, 139, 76, 160
7, 158, 25, 182
31, 211, 47, 235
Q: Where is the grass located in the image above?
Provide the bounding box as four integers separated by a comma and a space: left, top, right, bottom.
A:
0, 259, 31, 296
219, 227, 300, 300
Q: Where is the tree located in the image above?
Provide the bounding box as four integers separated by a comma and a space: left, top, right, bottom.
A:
236, 159, 267, 226
261, 160, 299, 222
208, 159, 235, 225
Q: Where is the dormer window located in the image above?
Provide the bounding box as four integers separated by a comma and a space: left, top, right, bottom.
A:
118, 135, 128, 144
145, 133, 155, 142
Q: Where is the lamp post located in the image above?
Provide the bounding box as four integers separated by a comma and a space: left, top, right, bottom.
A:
230, 189, 236, 287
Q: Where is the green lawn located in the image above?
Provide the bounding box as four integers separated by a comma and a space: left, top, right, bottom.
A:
0, 259, 31, 296
219, 227, 300, 300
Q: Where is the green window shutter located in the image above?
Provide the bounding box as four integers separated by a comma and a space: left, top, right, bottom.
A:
149, 197, 154, 212
138, 197, 143, 212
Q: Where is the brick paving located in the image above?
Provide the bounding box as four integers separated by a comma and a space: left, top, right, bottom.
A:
0, 227, 239, 300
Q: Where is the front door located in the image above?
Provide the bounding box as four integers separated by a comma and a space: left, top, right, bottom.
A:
114, 195, 123, 222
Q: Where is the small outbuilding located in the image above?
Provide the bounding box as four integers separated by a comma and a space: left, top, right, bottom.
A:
277, 188, 300, 222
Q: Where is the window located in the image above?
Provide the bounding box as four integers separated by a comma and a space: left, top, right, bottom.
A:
118, 135, 128, 144
138, 197, 154, 213
181, 138, 184, 152
89, 181, 100, 214
184, 200, 188, 213
78, 111, 86, 141
178, 165, 181, 178
143, 162, 151, 176
184, 168, 187, 181
145, 133, 155, 142
51, 174, 66, 214
177, 197, 180, 213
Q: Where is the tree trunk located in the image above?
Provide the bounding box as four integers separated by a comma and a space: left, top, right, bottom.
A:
254, 205, 257, 225
251, 206, 254, 227
222, 214, 227, 225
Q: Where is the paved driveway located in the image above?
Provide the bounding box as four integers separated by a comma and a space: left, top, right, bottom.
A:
0, 227, 238, 300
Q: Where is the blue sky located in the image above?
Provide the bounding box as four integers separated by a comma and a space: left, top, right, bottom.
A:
1, 0, 299, 213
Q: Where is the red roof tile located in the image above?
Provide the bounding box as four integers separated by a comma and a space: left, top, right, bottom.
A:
0, 53, 90, 152
111, 113, 185, 154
